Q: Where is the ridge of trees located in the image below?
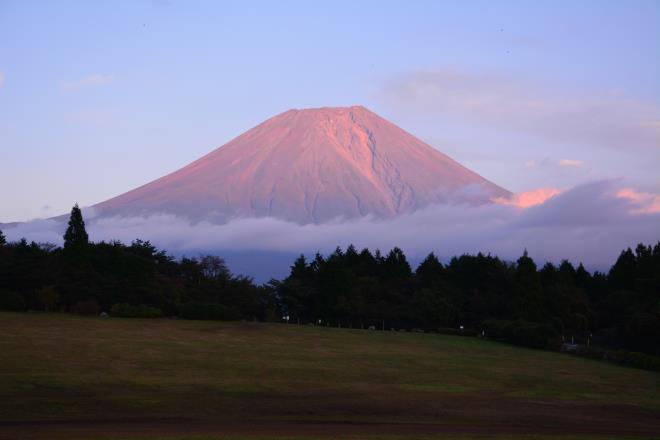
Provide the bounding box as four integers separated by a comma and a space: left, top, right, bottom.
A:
0, 206, 658, 359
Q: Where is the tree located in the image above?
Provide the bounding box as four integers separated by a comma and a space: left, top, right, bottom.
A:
517, 249, 537, 276
199, 255, 229, 280
514, 250, 543, 321
416, 252, 444, 288
63, 204, 89, 250
575, 263, 591, 288
36, 286, 59, 312
384, 247, 412, 279
0, 229, 6, 246
290, 255, 309, 279
539, 262, 558, 287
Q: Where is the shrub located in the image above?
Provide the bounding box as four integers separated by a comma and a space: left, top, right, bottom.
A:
613, 350, 660, 372
436, 327, 479, 337
0, 290, 26, 311
71, 299, 101, 315
110, 303, 163, 318
35, 286, 59, 312
578, 347, 660, 372
178, 302, 241, 321
483, 319, 558, 349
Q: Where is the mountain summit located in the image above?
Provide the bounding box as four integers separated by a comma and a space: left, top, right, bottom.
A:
95, 106, 511, 223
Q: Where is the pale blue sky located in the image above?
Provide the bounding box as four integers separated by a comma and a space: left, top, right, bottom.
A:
1, 0, 659, 222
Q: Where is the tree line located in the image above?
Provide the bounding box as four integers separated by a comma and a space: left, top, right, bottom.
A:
0, 205, 276, 321
1, 205, 658, 359
273, 243, 659, 356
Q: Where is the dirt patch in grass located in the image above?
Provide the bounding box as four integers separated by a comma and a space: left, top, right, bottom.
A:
1, 391, 659, 439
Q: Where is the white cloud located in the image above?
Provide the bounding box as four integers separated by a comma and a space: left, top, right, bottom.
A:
63, 109, 115, 126
640, 120, 660, 128
61, 74, 113, 90
377, 69, 660, 151
559, 159, 583, 167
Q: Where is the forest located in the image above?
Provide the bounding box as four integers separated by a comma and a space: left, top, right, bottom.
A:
1, 205, 658, 361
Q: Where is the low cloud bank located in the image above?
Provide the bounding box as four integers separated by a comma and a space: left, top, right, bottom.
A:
3, 181, 659, 276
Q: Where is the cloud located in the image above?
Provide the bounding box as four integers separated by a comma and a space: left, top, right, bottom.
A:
616, 188, 660, 214
63, 109, 115, 126
640, 120, 660, 128
494, 187, 561, 208
61, 74, 113, 90
524, 158, 587, 172
377, 69, 660, 150
559, 159, 583, 167
0, 71, 4, 87
3, 181, 658, 277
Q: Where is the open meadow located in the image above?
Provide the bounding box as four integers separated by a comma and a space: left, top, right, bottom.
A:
0, 312, 659, 440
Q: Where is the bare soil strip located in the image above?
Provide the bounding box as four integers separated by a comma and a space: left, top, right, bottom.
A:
2, 398, 659, 439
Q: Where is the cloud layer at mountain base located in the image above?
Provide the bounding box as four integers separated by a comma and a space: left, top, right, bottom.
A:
4, 181, 659, 277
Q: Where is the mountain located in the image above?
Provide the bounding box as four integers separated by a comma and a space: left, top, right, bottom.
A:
94, 106, 511, 224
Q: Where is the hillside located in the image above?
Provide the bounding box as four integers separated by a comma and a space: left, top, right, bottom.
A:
0, 312, 659, 440
94, 106, 510, 224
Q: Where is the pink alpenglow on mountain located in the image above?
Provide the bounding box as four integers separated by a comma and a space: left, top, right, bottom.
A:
95, 106, 511, 224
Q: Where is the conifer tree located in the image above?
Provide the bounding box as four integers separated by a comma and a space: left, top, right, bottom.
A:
63, 203, 89, 250
290, 255, 308, 279
416, 252, 444, 287
384, 247, 412, 279
0, 229, 6, 246
575, 263, 591, 288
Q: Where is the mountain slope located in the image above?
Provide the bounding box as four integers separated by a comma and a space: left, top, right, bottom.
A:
95, 106, 510, 223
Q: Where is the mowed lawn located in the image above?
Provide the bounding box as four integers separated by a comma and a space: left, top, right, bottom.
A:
0, 312, 659, 440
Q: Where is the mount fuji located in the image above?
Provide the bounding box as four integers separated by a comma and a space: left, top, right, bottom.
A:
94, 106, 510, 224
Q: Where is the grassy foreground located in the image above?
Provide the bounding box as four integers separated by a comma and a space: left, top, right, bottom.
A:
0, 312, 659, 440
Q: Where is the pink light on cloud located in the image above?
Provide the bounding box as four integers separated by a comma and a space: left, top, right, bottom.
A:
616, 188, 660, 214
559, 159, 583, 167
494, 187, 561, 209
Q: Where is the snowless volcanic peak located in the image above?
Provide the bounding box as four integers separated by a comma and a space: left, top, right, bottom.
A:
95, 106, 511, 224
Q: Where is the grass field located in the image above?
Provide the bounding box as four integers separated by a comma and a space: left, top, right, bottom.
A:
0, 312, 659, 440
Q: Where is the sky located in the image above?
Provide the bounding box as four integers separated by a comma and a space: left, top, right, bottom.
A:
1, 0, 659, 223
